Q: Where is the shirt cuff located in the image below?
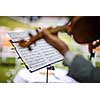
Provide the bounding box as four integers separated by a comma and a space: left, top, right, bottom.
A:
63, 51, 76, 66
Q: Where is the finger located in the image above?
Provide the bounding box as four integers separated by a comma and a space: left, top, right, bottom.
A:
42, 29, 51, 34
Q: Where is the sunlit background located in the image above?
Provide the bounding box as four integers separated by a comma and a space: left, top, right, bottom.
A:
0, 16, 100, 83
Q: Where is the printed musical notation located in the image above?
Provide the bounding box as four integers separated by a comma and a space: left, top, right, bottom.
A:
8, 30, 63, 72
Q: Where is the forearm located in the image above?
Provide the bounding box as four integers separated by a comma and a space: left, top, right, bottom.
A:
42, 29, 69, 55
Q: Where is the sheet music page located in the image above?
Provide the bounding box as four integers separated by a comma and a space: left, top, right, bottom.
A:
8, 30, 63, 72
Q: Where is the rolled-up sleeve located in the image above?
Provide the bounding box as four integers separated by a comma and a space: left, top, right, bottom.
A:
63, 51, 76, 66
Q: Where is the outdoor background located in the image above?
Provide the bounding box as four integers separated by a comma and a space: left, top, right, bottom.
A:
0, 16, 100, 83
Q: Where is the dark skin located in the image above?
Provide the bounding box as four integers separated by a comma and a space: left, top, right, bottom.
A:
19, 16, 100, 54
19, 16, 91, 53
19, 16, 100, 57
42, 29, 69, 56
41, 16, 83, 56
42, 17, 100, 83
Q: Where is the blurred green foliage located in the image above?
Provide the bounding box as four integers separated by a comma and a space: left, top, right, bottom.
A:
0, 58, 23, 83
0, 16, 35, 82
0, 16, 34, 30
0, 17, 100, 83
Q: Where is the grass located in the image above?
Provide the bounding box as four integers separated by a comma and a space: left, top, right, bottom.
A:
0, 16, 35, 82
0, 17, 68, 83
0, 57, 68, 83
0, 16, 35, 30
96, 62, 100, 67
54, 61, 69, 71
0, 65, 14, 83
0, 58, 15, 83
0, 58, 23, 83
0, 57, 100, 83
0, 17, 100, 82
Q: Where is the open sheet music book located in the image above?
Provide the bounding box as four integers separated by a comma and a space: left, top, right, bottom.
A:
8, 30, 64, 72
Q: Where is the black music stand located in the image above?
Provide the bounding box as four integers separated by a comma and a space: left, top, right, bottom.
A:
9, 40, 57, 83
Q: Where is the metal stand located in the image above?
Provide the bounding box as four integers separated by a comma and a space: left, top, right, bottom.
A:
10, 40, 29, 69
90, 52, 95, 61
10, 40, 56, 83
46, 65, 55, 83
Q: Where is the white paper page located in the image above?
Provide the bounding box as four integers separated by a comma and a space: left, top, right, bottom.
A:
8, 30, 63, 72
